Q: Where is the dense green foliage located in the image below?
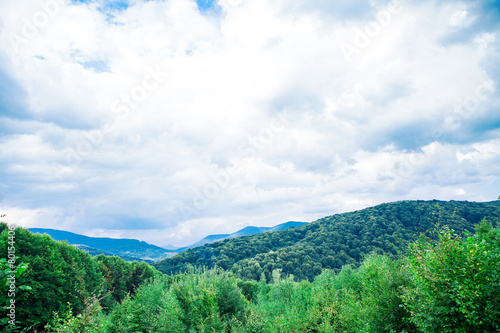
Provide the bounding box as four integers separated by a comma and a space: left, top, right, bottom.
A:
0, 222, 31, 331
0, 223, 159, 331
0, 225, 104, 329
108, 268, 248, 332
65, 258, 412, 332
155, 200, 500, 281
403, 220, 500, 332
30, 220, 500, 333
95, 255, 157, 310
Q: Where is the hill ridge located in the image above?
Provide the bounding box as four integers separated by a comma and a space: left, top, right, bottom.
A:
153, 200, 500, 281
169, 221, 308, 252
28, 228, 175, 262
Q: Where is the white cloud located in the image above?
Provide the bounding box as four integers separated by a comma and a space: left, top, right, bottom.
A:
0, 0, 499, 246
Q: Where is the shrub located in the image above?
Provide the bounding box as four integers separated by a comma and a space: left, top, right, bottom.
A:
108, 275, 184, 333
403, 221, 500, 332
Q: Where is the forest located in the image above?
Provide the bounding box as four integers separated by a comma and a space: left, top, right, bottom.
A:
1, 200, 500, 332
154, 200, 500, 281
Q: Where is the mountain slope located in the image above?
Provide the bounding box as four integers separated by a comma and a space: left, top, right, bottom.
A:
154, 200, 500, 281
171, 221, 308, 252
229, 221, 308, 238
72, 244, 154, 263
29, 228, 175, 262
174, 234, 230, 252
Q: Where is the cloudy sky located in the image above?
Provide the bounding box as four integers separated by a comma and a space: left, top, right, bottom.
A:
0, 0, 499, 247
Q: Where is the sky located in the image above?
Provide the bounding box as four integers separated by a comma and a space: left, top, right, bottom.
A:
0, 0, 499, 247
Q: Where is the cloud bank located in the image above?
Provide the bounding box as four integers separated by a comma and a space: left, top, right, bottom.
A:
0, 0, 499, 246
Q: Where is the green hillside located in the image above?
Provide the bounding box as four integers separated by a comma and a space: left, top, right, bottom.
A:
154, 200, 500, 281
73, 244, 153, 263
29, 228, 175, 262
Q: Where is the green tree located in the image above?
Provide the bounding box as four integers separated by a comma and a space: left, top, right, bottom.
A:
0, 221, 31, 331
403, 221, 500, 332
171, 267, 247, 331
94, 255, 159, 312
357, 254, 416, 332
107, 275, 184, 333
0, 225, 104, 330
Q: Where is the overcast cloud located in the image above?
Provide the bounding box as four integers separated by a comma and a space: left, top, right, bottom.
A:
0, 0, 499, 246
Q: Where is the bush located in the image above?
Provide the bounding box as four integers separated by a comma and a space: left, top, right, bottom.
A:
108, 267, 248, 332
358, 254, 415, 332
403, 221, 500, 332
108, 275, 184, 333
172, 267, 247, 331
45, 295, 109, 333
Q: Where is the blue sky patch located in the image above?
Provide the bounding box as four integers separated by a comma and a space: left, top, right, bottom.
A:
72, 0, 131, 11
75, 0, 219, 14
197, 0, 216, 11
78, 59, 111, 73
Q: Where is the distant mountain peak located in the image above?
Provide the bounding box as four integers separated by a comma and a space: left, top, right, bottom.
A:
163, 221, 308, 253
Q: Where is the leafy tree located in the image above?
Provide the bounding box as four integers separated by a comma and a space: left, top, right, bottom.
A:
357, 254, 416, 332
95, 255, 130, 309
107, 275, 184, 333
94, 255, 159, 312
0, 258, 29, 330
0, 225, 104, 330
172, 267, 247, 331
0, 220, 31, 331
237, 279, 260, 303
403, 221, 500, 332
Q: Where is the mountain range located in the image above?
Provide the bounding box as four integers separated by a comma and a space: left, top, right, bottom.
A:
28, 221, 307, 262
28, 228, 175, 262
167, 221, 308, 252
29, 200, 500, 278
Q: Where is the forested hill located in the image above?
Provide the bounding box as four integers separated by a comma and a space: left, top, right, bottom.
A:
154, 200, 500, 281
29, 228, 175, 262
